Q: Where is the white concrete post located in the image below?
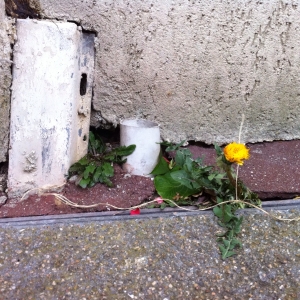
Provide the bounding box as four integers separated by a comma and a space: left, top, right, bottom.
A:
8, 19, 95, 198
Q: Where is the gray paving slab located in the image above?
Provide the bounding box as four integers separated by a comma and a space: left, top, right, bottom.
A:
0, 203, 300, 299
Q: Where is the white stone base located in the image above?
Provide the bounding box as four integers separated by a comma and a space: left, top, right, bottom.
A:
8, 19, 95, 198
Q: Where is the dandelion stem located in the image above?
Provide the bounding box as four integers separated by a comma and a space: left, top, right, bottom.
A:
224, 165, 242, 199
236, 165, 239, 200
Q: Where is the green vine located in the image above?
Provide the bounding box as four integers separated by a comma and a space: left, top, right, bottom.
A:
151, 141, 261, 259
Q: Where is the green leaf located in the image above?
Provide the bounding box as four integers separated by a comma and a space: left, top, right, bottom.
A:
175, 148, 192, 168
175, 150, 185, 167
151, 155, 170, 175
102, 177, 113, 187
214, 144, 223, 156
194, 157, 204, 165
83, 164, 96, 179
170, 170, 194, 189
68, 131, 137, 188
93, 166, 103, 182
223, 239, 230, 247
102, 162, 114, 177
164, 140, 185, 152
184, 157, 194, 172
213, 204, 234, 223
222, 205, 234, 223
215, 173, 225, 179
103, 153, 115, 161
231, 238, 242, 248
216, 197, 223, 204
216, 155, 230, 169
77, 156, 90, 166
114, 144, 136, 156
160, 202, 168, 210
88, 180, 96, 188
88, 132, 106, 154
69, 163, 84, 173
208, 174, 215, 181
213, 206, 223, 219
79, 178, 90, 188
222, 249, 236, 259
88, 131, 95, 147
233, 216, 243, 234
219, 243, 237, 259
169, 164, 181, 172
154, 173, 199, 200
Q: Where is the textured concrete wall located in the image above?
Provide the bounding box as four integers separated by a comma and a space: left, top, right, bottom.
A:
0, 0, 14, 162
9, 1, 300, 143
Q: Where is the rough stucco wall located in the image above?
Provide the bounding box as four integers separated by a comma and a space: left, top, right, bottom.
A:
0, 0, 14, 162
18, 1, 300, 143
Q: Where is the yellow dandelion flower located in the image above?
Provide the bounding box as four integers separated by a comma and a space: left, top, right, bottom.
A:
223, 142, 250, 165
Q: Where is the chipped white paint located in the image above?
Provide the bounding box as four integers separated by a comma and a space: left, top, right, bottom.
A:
8, 19, 94, 198
0, 0, 14, 162
0, 0, 4, 19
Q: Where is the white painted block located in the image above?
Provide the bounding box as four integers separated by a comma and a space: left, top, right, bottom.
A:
8, 19, 94, 198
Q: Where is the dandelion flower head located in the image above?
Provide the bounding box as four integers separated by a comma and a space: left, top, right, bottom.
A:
223, 142, 250, 165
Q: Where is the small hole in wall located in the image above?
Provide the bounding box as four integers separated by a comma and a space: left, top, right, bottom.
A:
80, 73, 87, 96
83, 135, 87, 141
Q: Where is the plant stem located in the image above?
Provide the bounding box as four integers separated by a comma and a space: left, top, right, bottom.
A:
224, 165, 242, 199
235, 165, 239, 201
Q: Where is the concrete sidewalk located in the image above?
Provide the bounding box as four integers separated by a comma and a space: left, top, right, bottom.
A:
0, 202, 300, 299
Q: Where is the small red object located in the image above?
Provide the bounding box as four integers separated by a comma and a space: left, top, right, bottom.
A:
130, 208, 140, 215
162, 157, 170, 163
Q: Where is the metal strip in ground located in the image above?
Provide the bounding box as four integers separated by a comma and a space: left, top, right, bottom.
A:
0, 199, 299, 228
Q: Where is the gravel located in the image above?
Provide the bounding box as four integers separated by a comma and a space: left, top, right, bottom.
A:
0, 207, 300, 299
